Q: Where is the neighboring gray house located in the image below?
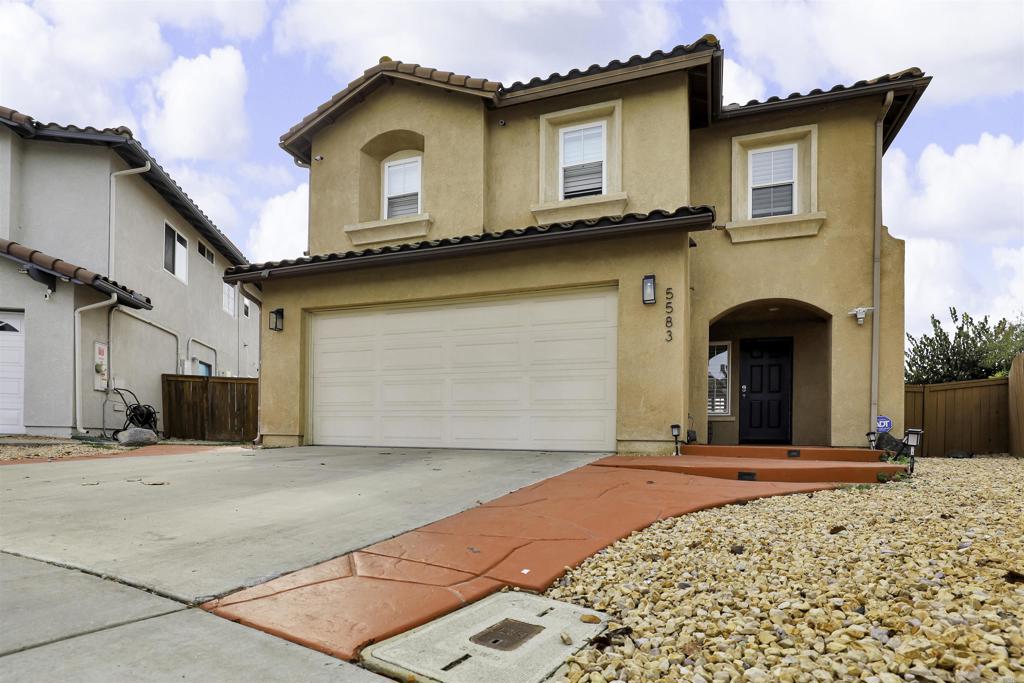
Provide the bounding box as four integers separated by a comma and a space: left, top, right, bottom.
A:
0, 106, 260, 437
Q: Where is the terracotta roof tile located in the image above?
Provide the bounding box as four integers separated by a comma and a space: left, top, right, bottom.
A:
0, 238, 151, 309
722, 68, 927, 109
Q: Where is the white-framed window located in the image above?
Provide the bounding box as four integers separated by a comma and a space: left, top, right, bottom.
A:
195, 360, 212, 376
243, 299, 250, 318
559, 121, 606, 200
198, 242, 215, 264
707, 341, 731, 416
163, 224, 188, 283
749, 144, 796, 219
382, 156, 421, 219
222, 282, 236, 317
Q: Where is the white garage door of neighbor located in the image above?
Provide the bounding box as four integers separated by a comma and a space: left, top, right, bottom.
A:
311, 288, 618, 450
0, 311, 26, 434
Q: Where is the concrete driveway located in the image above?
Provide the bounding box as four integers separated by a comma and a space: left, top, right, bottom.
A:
0, 446, 599, 603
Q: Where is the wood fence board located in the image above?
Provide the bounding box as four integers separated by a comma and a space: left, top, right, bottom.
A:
905, 377, 1010, 457
1010, 354, 1024, 457
161, 375, 258, 442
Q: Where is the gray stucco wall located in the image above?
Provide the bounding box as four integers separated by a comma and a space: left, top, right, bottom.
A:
2, 136, 259, 436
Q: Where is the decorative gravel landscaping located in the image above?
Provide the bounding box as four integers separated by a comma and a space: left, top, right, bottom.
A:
547, 457, 1023, 683
0, 437, 130, 462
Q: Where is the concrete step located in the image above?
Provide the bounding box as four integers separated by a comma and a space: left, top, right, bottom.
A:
679, 444, 883, 463
596, 455, 905, 484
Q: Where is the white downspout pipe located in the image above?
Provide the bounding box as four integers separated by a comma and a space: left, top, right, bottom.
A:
74, 293, 118, 434
871, 91, 895, 434
186, 337, 217, 375
108, 160, 151, 281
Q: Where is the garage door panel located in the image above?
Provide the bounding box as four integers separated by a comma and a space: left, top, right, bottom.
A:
451, 377, 524, 406
451, 338, 522, 368
530, 373, 615, 406
315, 380, 375, 407
0, 311, 24, 434
311, 289, 616, 450
379, 343, 445, 369
380, 379, 445, 407
316, 346, 376, 373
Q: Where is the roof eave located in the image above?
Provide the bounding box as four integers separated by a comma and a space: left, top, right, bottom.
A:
224, 208, 715, 284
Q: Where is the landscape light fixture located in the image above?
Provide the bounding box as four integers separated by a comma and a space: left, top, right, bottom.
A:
269, 308, 284, 332
670, 423, 681, 456
642, 274, 656, 304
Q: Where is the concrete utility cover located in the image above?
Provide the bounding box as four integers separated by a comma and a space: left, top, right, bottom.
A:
362, 592, 606, 683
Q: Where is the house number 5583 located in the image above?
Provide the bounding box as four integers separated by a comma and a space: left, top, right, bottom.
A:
664, 287, 674, 341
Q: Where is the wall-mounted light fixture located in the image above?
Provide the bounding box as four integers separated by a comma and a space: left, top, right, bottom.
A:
670, 423, 681, 456
269, 308, 284, 332
642, 274, 656, 304
848, 306, 874, 325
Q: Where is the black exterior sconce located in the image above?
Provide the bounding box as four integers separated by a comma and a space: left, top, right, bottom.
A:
269, 308, 284, 332
670, 423, 681, 456
642, 274, 656, 304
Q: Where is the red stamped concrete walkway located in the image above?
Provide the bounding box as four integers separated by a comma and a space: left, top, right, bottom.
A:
202, 456, 894, 661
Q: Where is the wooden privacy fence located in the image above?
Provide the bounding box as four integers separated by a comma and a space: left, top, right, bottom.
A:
161, 374, 258, 442
904, 376, 1014, 457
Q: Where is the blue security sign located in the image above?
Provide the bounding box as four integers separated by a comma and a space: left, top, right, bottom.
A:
876, 415, 893, 433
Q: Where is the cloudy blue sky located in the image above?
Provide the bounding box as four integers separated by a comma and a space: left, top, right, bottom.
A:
1, 0, 1021, 337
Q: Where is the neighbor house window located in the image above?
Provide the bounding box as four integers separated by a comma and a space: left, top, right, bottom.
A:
196, 360, 212, 376
559, 122, 605, 200
749, 144, 796, 219
198, 242, 215, 264
707, 342, 731, 415
382, 156, 421, 219
222, 282, 236, 317
243, 300, 250, 318
164, 224, 188, 283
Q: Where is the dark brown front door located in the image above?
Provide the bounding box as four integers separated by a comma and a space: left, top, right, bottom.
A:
739, 338, 793, 444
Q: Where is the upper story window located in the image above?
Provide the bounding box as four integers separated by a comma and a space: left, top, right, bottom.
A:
163, 224, 187, 283
222, 282, 236, 317
382, 156, 421, 219
559, 122, 605, 200
243, 299, 251, 318
198, 242, 215, 264
749, 144, 795, 219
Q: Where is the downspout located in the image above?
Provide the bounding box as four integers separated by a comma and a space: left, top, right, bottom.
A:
74, 293, 118, 434
871, 90, 895, 434
186, 337, 217, 375
108, 160, 151, 280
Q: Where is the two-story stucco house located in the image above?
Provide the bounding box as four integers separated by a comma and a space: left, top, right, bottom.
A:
0, 106, 260, 437
224, 35, 929, 453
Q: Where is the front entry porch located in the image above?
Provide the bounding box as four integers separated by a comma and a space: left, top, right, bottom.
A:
706, 299, 832, 446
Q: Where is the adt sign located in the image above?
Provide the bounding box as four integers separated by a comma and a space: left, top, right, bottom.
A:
876, 415, 893, 433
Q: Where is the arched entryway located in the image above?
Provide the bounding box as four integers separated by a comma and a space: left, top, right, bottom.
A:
707, 299, 831, 445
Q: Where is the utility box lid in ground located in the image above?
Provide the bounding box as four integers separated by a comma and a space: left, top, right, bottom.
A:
361, 592, 607, 683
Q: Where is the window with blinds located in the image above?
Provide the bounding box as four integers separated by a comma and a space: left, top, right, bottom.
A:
383, 156, 421, 219
560, 123, 605, 199
749, 145, 795, 218
707, 342, 731, 415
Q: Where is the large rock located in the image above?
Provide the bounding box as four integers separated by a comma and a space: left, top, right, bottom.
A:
116, 428, 159, 446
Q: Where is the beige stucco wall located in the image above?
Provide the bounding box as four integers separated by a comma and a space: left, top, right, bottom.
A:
687, 98, 906, 446
257, 231, 692, 453
307, 74, 690, 255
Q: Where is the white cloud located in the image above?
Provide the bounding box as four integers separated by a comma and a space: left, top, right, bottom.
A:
141, 46, 249, 161
0, 1, 266, 128
166, 164, 241, 233
990, 246, 1024, 323
885, 134, 1024, 244
246, 183, 309, 263
273, 0, 679, 86
722, 58, 767, 106
720, 0, 1024, 104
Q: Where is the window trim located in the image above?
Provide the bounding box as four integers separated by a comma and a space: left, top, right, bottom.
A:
707, 340, 732, 417
163, 223, 188, 284
747, 143, 797, 220
558, 120, 607, 201
381, 155, 422, 220
198, 241, 215, 265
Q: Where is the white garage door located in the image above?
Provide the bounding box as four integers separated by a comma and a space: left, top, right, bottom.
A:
311, 288, 617, 450
0, 311, 25, 434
